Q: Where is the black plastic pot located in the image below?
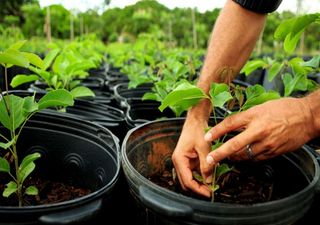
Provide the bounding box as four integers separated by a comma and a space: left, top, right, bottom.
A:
0, 111, 120, 225
125, 99, 176, 128
105, 70, 129, 92
113, 82, 153, 109
121, 118, 320, 225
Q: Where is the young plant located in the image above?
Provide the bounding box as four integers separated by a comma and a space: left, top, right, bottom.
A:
241, 13, 320, 97
0, 41, 74, 206
159, 80, 280, 201
10, 44, 96, 100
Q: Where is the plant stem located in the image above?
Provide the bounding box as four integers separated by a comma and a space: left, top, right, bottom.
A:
211, 165, 217, 202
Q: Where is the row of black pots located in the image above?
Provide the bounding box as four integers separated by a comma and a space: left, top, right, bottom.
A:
1, 112, 319, 225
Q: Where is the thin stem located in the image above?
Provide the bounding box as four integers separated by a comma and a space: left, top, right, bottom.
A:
211, 165, 217, 202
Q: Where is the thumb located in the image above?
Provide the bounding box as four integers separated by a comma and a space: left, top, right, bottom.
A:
197, 143, 214, 184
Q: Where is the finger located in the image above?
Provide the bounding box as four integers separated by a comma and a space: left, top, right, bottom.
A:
206, 128, 258, 164
173, 157, 211, 197
204, 111, 252, 142
197, 142, 214, 183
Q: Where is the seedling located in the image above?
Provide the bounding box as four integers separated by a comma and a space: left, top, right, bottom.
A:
159, 79, 280, 201
0, 41, 74, 206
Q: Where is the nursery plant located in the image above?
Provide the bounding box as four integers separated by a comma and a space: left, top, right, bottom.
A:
0, 41, 74, 206
159, 79, 280, 201
241, 13, 320, 96
9, 42, 97, 100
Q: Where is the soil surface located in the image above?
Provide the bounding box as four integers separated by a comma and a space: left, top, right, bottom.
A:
148, 160, 276, 204
0, 174, 91, 206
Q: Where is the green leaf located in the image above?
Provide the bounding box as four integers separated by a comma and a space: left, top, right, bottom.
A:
284, 29, 304, 53
142, 92, 160, 101
70, 86, 95, 98
267, 62, 283, 82
0, 157, 10, 173
245, 85, 265, 100
242, 91, 280, 110
0, 49, 29, 68
10, 74, 39, 88
28, 65, 51, 82
19, 153, 41, 183
209, 83, 233, 109
240, 59, 268, 76
19, 160, 36, 184
211, 141, 223, 151
65, 61, 95, 76
158, 82, 207, 115
0, 139, 15, 150
0, 95, 26, 131
210, 184, 219, 192
22, 52, 44, 69
9, 40, 27, 50
3, 181, 17, 197
283, 14, 319, 53
283, 73, 308, 97
289, 57, 310, 76
43, 48, 60, 70
274, 18, 295, 40
23, 95, 39, 115
38, 89, 74, 110
216, 163, 233, 178
25, 186, 38, 196
192, 171, 204, 183
302, 55, 320, 68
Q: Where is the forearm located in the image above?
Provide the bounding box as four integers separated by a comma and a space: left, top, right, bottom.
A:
303, 89, 320, 138
188, 0, 267, 121
197, 0, 266, 92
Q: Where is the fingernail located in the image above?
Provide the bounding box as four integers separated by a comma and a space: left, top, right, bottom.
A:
206, 155, 215, 165
205, 175, 212, 183
204, 132, 212, 141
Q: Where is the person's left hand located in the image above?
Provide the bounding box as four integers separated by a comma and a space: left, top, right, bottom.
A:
204, 97, 316, 166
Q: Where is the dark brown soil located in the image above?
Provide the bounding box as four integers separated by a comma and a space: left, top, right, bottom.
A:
148, 161, 276, 204
0, 174, 91, 206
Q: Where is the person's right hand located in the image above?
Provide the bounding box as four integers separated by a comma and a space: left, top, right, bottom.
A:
172, 110, 213, 198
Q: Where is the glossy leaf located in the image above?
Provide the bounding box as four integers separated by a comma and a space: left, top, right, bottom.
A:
209, 83, 233, 109
242, 91, 280, 110
10, 74, 39, 88
267, 62, 283, 82
158, 82, 207, 115
240, 59, 268, 76
22, 52, 44, 69
70, 86, 95, 98
19, 153, 41, 184
0, 49, 29, 68
43, 48, 60, 70
38, 89, 74, 110
0, 95, 26, 131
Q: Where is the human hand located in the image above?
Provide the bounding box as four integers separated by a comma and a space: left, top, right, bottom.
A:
204, 97, 316, 166
172, 115, 213, 198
